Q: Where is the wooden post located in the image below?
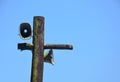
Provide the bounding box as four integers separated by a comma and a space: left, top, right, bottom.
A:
31, 16, 44, 82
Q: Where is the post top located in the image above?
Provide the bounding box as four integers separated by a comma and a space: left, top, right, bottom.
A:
34, 16, 44, 20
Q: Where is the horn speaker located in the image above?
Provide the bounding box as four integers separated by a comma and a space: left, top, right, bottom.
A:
44, 49, 54, 65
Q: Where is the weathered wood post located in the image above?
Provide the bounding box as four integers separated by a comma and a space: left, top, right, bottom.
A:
31, 16, 44, 82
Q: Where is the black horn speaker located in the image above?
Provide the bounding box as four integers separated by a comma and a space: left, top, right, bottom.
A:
19, 23, 32, 39
44, 49, 54, 65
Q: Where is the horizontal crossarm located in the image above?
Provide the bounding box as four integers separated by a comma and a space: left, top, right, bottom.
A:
18, 43, 73, 50
18, 43, 33, 50
44, 44, 73, 50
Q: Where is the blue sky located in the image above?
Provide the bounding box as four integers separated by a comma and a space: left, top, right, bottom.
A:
0, 0, 120, 82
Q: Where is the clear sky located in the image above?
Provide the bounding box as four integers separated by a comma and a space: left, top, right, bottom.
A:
0, 0, 120, 82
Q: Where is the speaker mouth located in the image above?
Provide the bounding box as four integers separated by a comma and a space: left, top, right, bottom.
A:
44, 49, 54, 65
19, 23, 32, 40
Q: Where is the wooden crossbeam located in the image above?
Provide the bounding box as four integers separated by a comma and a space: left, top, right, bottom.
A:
18, 43, 73, 50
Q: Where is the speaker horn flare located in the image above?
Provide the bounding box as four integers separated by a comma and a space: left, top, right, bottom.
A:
44, 49, 54, 65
